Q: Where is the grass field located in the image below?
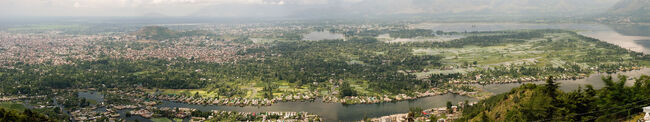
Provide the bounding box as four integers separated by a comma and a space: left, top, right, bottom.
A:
0, 102, 27, 112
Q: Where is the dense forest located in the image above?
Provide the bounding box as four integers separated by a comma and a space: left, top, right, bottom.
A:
459, 75, 650, 121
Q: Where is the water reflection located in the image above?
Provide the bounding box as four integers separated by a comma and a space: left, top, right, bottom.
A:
579, 31, 650, 54
636, 40, 650, 49
607, 24, 650, 37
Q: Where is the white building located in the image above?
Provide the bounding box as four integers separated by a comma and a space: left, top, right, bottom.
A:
644, 106, 650, 122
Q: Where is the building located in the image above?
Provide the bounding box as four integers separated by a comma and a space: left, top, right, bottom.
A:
644, 106, 650, 122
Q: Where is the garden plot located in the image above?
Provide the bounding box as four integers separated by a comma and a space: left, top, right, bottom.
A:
414, 43, 543, 66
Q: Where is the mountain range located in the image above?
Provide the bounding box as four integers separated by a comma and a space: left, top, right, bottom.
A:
601, 0, 650, 23
191, 0, 619, 19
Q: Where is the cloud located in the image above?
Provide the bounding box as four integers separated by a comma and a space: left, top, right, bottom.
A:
0, 0, 623, 17
73, 2, 81, 8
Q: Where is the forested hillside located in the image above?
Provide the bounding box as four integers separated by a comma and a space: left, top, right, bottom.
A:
459, 75, 650, 121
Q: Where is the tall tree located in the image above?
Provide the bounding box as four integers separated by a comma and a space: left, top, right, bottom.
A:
544, 76, 559, 119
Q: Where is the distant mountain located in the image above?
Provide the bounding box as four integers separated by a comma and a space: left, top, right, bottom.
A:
608, 0, 650, 15
140, 12, 169, 17
600, 0, 650, 23
190, 0, 618, 20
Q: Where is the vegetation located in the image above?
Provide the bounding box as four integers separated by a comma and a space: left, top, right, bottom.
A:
133, 26, 216, 41
0, 108, 53, 122
0, 29, 647, 100
459, 75, 650, 121
388, 29, 434, 38
416, 30, 648, 84
0, 102, 26, 112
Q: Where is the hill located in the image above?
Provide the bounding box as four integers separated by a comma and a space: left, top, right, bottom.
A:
459, 75, 650, 121
601, 0, 650, 23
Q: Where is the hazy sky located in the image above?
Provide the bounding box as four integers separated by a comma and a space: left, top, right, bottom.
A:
0, 0, 622, 17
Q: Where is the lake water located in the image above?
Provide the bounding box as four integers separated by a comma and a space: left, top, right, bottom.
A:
302, 31, 345, 41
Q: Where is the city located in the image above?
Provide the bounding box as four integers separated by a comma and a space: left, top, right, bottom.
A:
1, 0, 650, 122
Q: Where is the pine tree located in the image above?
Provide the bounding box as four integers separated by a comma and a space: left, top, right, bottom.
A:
544, 76, 559, 120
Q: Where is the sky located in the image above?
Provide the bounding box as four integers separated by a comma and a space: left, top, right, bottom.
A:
0, 0, 622, 18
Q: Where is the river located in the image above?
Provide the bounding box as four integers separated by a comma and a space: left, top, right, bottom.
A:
157, 94, 473, 121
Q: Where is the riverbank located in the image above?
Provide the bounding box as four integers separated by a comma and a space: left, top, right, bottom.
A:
147, 87, 484, 107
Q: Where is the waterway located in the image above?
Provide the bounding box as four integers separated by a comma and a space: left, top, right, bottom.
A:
157, 94, 474, 121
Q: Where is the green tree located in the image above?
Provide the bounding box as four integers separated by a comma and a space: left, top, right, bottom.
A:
339, 81, 357, 97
